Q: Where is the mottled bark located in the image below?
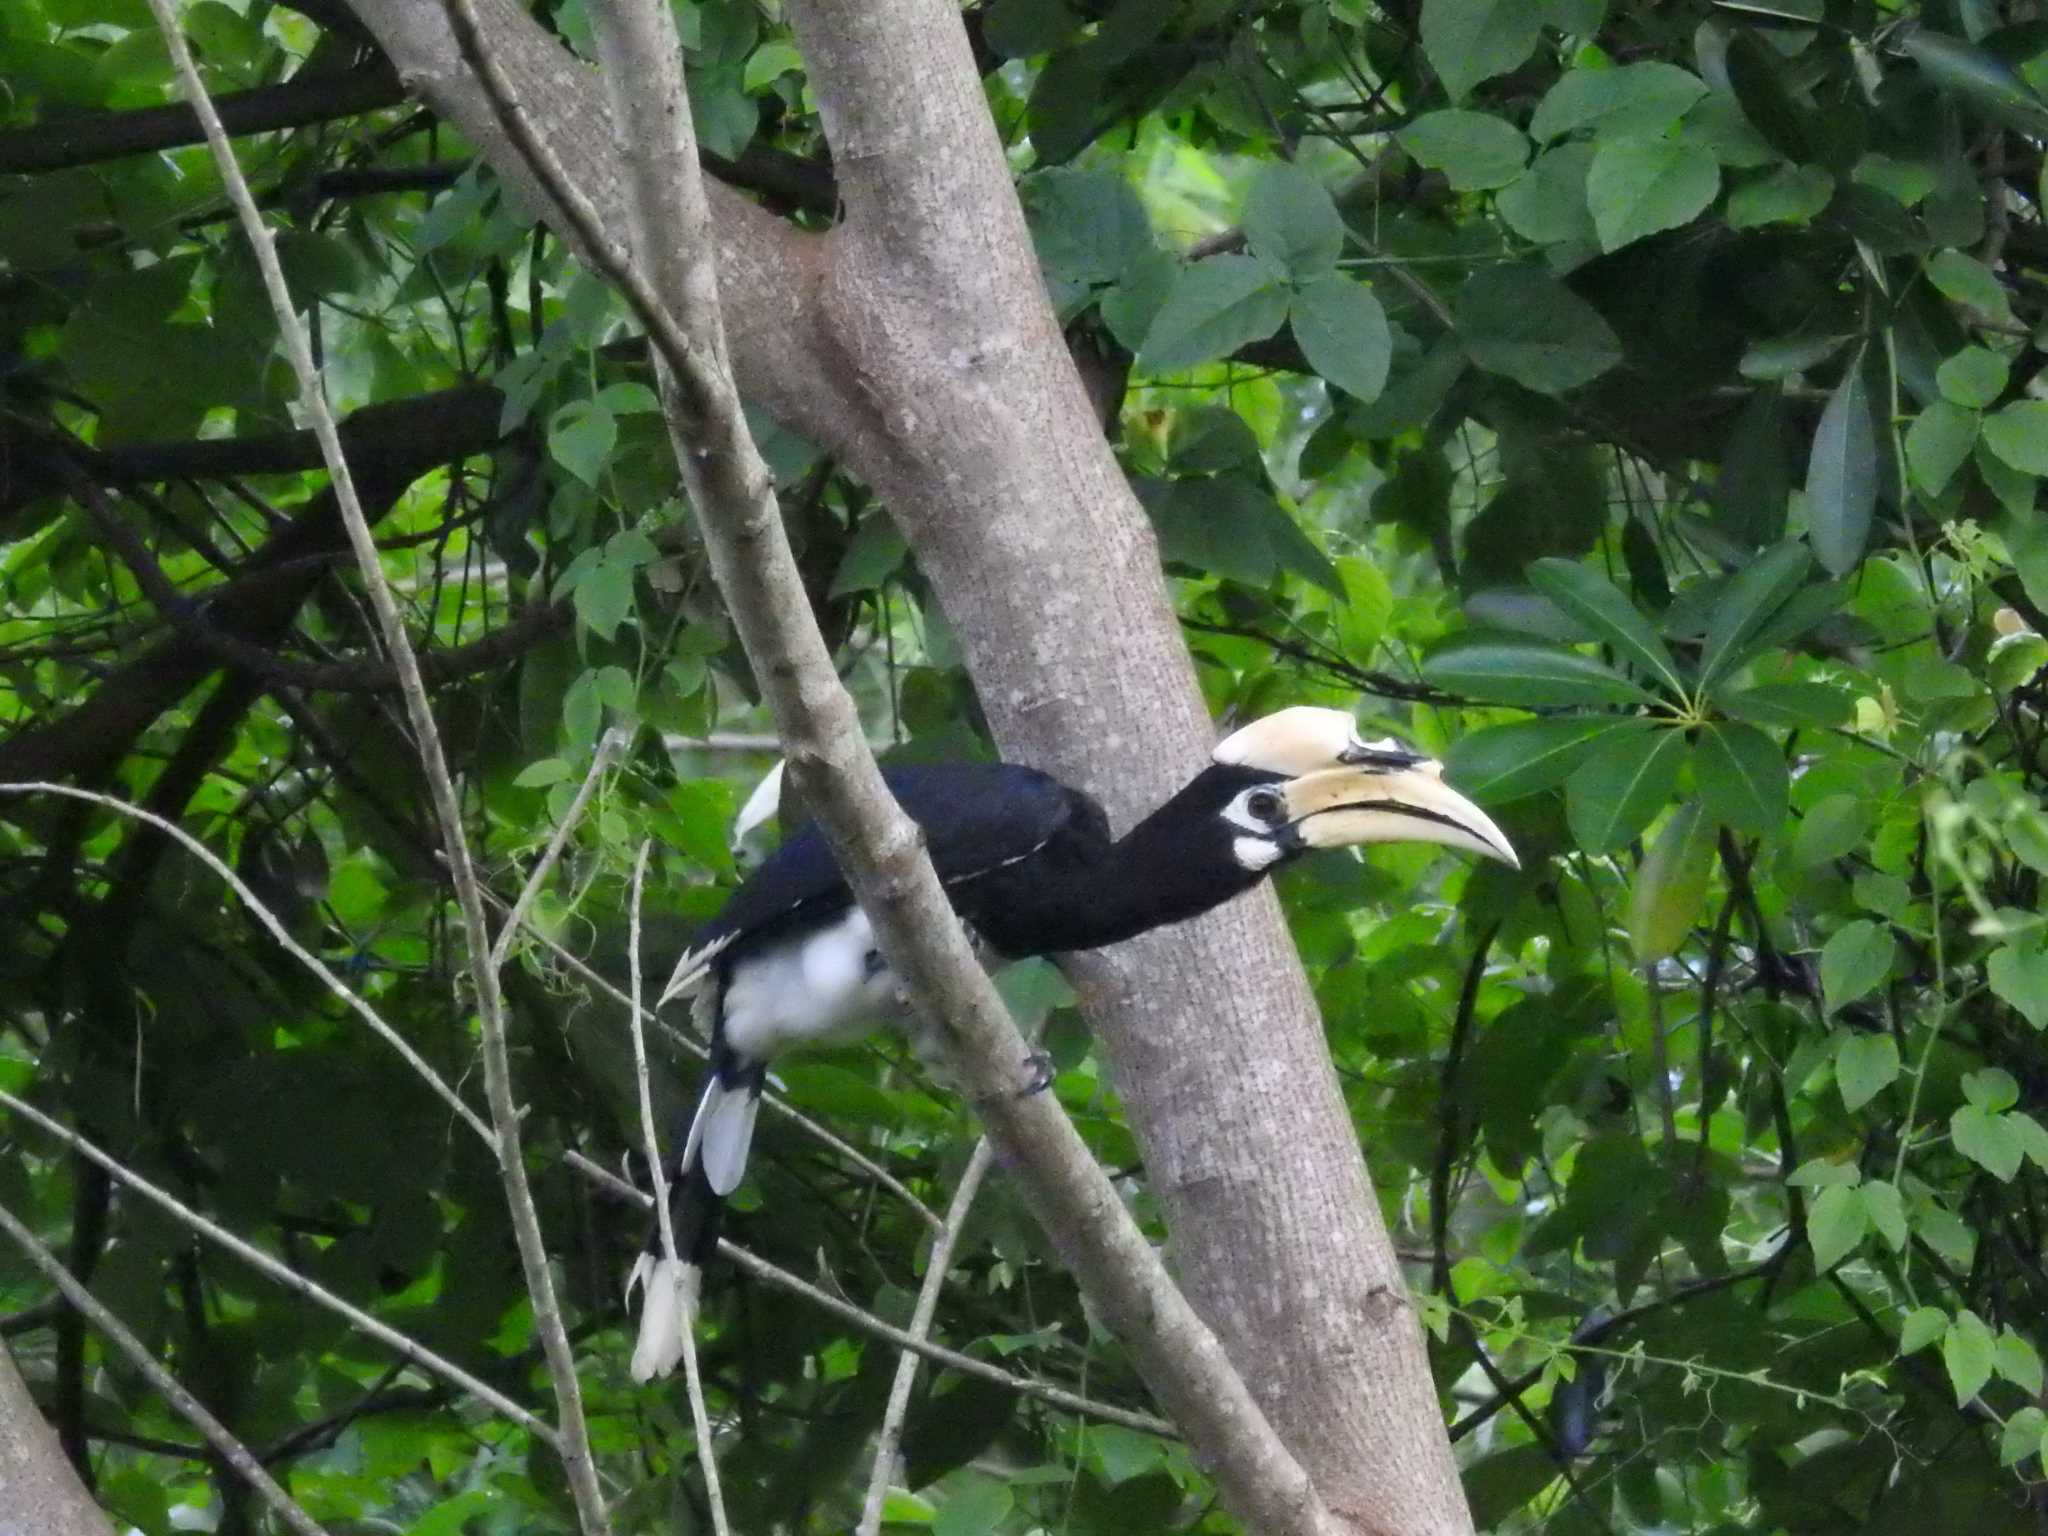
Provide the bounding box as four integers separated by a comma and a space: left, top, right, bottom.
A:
0, 1348, 114, 1536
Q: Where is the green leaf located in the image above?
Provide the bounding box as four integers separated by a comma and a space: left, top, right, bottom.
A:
1419, 635, 1658, 707
829, 513, 910, 596
1528, 558, 1687, 696
1903, 28, 2048, 136
1944, 1309, 1997, 1405
1982, 400, 2048, 474
1900, 1306, 1948, 1355
1692, 721, 1788, 836
1805, 358, 1877, 577
1243, 162, 1345, 281
1442, 717, 1624, 803
1421, 0, 1541, 103
1716, 682, 1853, 729
513, 757, 572, 789
1136, 255, 1290, 374
1454, 265, 1624, 394
1836, 1031, 1900, 1112
1585, 137, 1720, 252
1630, 799, 1715, 962
1498, 143, 1600, 246
1529, 62, 1707, 142
2012, 1112, 2048, 1172
1963, 1067, 2020, 1112
1807, 1183, 1868, 1271
1988, 937, 2048, 1030
1953, 1104, 2023, 1180
1143, 475, 1340, 593
1820, 920, 1894, 1013
1713, 387, 1790, 544
1725, 164, 1834, 228
1724, 27, 1819, 162
1926, 248, 2015, 323
572, 559, 636, 642
1396, 110, 1531, 192
1565, 725, 1686, 852
1935, 346, 2008, 409
1905, 400, 1979, 495
1699, 541, 1811, 683
2001, 1407, 2047, 1467
1862, 1177, 1908, 1250
1788, 1157, 1862, 1188
1998, 1330, 2045, 1396
1290, 275, 1392, 403
548, 398, 617, 488
933, 1474, 1013, 1536
1793, 793, 1870, 868
1023, 167, 1155, 287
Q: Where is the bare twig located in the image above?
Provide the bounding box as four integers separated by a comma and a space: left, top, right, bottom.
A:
144, 7, 609, 1526
0, 782, 490, 1146
857, 1137, 995, 1536
0, 1089, 555, 1444
488, 726, 629, 971
565, 1151, 1173, 1436
0, 1201, 333, 1536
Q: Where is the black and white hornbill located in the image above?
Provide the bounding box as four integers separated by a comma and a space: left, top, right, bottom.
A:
625, 706, 1515, 1379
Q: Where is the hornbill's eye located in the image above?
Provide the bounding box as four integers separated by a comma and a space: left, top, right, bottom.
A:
1246, 788, 1284, 822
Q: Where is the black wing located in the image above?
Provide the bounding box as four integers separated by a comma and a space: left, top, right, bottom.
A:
689, 762, 1107, 956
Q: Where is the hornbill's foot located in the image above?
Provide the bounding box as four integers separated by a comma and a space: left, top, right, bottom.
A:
1016, 1050, 1056, 1099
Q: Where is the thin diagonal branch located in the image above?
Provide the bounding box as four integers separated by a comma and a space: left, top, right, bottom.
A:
0, 1201, 331, 1536
0, 1089, 556, 1445
143, 8, 608, 1526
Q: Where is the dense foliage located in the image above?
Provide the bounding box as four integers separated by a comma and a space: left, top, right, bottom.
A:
4, 0, 2048, 1530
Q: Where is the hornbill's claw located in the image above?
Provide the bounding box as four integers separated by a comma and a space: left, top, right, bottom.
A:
1016, 1050, 1055, 1099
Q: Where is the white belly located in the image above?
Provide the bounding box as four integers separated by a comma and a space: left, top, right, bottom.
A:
721, 906, 905, 1062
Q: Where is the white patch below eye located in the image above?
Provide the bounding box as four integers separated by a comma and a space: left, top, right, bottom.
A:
1233, 836, 1285, 871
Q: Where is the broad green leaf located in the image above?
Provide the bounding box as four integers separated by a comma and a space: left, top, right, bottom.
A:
572, 559, 636, 641
1943, 1309, 1997, 1406
1290, 274, 1392, 403
1397, 110, 1531, 192
1630, 798, 1715, 962
1903, 28, 2048, 136
1137, 255, 1289, 374
1963, 1067, 2020, 1111
1836, 1031, 1899, 1112
513, 757, 572, 788
1243, 161, 1345, 281
1693, 721, 1788, 835
1905, 400, 1979, 495
1988, 937, 2048, 1030
1900, 1306, 1948, 1355
1935, 346, 2008, 408
1421, 0, 1541, 103
1143, 475, 1341, 594
1862, 1178, 1907, 1250
1725, 163, 1835, 229
1454, 265, 1624, 394
1820, 920, 1894, 1013
1788, 1157, 1862, 1188
1998, 1330, 2045, 1396
1698, 541, 1811, 683
1713, 387, 1790, 544
1805, 359, 1877, 576
1528, 558, 1686, 696
1498, 143, 1599, 245
1982, 400, 2048, 474
1953, 1104, 2023, 1180
1853, 870, 1911, 918
933, 1475, 1013, 1536
1807, 1183, 1867, 1271
2002, 1407, 2047, 1467
548, 398, 617, 488
1794, 793, 1870, 868
1717, 682, 1855, 728
1420, 635, 1658, 707
2012, 1112, 2048, 1172
829, 514, 909, 596
1442, 717, 1625, 803
1586, 137, 1720, 252
1565, 726, 1686, 851
1723, 27, 1818, 162
1024, 167, 1155, 287
1926, 248, 2015, 323
1530, 62, 1707, 142
1739, 332, 1853, 382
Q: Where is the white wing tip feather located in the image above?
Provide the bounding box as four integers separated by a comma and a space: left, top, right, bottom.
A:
656, 932, 735, 1009
626, 1255, 701, 1382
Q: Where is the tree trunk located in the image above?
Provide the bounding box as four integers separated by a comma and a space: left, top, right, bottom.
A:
0, 1347, 114, 1536
343, 3, 1474, 1528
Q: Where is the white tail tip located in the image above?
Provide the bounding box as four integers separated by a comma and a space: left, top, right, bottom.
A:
626, 1254, 701, 1382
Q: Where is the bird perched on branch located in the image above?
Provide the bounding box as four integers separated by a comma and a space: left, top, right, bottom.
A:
626, 705, 1516, 1379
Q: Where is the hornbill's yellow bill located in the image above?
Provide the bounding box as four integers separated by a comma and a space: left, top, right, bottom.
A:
1274, 755, 1519, 869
